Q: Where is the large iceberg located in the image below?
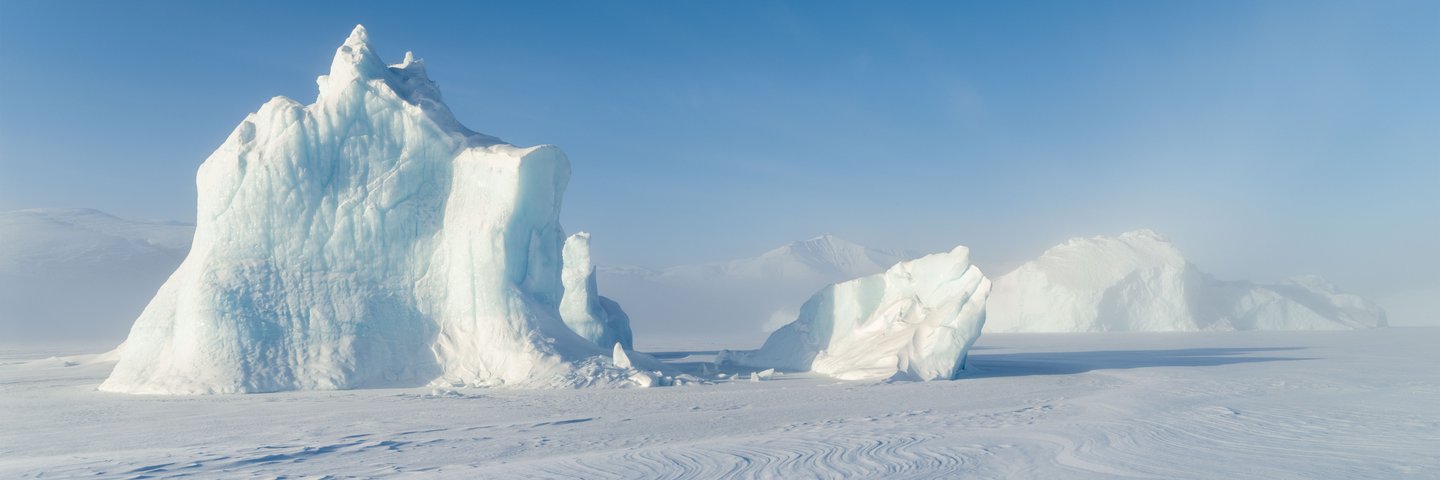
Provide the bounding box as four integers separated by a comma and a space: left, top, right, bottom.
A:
101, 26, 639, 394
560, 232, 634, 350
721, 245, 991, 381
986, 230, 1387, 332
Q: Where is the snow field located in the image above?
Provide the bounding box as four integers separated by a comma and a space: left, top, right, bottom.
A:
3, 329, 1435, 478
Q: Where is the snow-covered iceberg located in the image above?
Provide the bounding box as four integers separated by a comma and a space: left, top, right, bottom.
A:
102, 26, 642, 394
721, 245, 991, 381
560, 232, 634, 350
986, 230, 1387, 332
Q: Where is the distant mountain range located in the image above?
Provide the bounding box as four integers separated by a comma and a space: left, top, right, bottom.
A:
0, 207, 906, 346
0, 208, 193, 342
0, 207, 1408, 346
599, 235, 919, 347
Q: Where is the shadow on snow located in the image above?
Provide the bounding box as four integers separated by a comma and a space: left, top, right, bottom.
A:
638, 347, 1310, 380
961, 347, 1310, 379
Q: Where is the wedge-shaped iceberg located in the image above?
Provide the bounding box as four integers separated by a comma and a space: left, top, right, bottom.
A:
101, 26, 640, 394
986, 230, 1387, 332
722, 246, 991, 381
560, 232, 634, 350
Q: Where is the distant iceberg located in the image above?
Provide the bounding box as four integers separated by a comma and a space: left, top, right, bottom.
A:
722, 245, 991, 381
986, 230, 1387, 332
102, 26, 642, 394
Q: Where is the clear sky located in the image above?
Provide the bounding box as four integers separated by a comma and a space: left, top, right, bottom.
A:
1, 1, 1436, 307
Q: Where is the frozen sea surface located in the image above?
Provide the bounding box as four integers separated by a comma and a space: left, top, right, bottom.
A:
2, 329, 1436, 479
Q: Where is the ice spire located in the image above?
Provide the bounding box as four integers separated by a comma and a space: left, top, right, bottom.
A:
319, 24, 388, 96
560, 232, 635, 350
344, 23, 369, 46
310, 25, 500, 146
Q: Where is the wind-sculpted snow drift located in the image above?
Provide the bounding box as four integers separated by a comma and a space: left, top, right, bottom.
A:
722, 246, 991, 381
101, 26, 647, 394
986, 230, 1387, 332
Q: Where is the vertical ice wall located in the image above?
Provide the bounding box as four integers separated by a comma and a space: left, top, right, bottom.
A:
722, 245, 991, 381
101, 26, 632, 394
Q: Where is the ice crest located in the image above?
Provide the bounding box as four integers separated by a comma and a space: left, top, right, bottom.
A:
324, 25, 387, 86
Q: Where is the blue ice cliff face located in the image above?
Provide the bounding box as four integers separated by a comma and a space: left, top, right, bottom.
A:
101, 26, 640, 394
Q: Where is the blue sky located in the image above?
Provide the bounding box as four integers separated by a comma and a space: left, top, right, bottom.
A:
1, 1, 1436, 303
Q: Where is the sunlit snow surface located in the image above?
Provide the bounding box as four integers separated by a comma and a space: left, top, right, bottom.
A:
3, 329, 1435, 478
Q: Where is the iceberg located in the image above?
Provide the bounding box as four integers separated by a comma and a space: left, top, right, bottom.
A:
986, 230, 1387, 332
101, 26, 639, 394
722, 245, 991, 381
560, 232, 634, 350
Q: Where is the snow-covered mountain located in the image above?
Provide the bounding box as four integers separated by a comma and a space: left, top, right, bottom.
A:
102, 26, 653, 394
655, 234, 916, 281
0, 208, 193, 342
599, 235, 918, 346
986, 230, 1387, 332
